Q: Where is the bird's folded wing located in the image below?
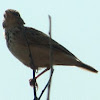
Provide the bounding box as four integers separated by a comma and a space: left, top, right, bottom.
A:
25, 27, 78, 59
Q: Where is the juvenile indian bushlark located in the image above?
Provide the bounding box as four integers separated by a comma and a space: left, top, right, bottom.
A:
3, 9, 98, 73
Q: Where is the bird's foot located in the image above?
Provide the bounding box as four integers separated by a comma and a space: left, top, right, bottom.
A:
29, 78, 38, 90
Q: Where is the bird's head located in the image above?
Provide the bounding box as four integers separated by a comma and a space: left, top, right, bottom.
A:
3, 9, 25, 29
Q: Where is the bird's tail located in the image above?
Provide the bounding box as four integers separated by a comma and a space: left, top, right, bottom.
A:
77, 62, 98, 73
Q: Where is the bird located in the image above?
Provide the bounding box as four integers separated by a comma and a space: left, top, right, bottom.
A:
3, 9, 98, 73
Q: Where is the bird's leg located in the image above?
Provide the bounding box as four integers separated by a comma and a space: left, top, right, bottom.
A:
36, 68, 50, 79
29, 68, 50, 87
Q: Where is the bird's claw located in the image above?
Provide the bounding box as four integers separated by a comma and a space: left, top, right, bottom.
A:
29, 78, 38, 90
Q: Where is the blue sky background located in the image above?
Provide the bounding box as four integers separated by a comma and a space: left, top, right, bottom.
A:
0, 0, 100, 100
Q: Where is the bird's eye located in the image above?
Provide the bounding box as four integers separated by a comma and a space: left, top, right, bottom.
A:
13, 12, 20, 17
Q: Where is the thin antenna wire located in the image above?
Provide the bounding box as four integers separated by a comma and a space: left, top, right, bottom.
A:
47, 15, 54, 100
23, 32, 37, 100
38, 15, 54, 100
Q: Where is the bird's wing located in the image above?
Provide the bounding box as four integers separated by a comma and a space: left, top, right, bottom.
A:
25, 27, 78, 59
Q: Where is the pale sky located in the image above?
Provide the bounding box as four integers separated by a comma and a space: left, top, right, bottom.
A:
0, 0, 100, 100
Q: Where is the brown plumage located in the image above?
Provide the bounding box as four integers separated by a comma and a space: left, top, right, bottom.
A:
3, 9, 98, 73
